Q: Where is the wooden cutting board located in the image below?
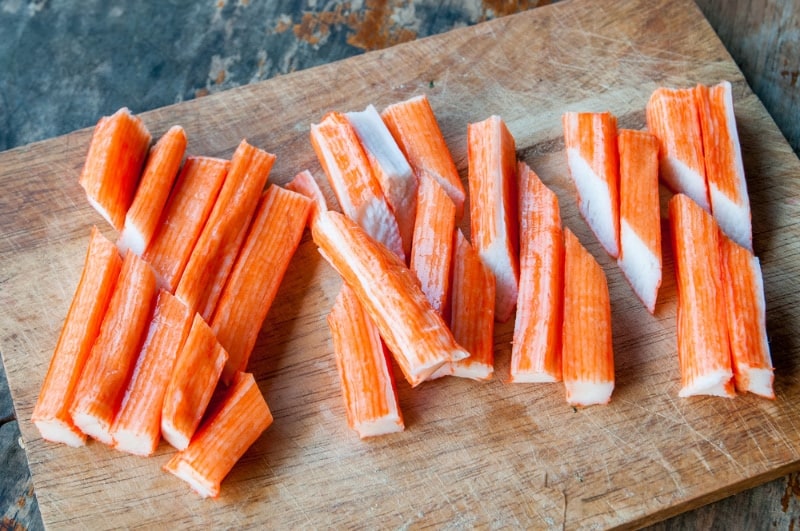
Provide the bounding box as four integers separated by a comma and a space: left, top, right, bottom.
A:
2, 0, 799, 527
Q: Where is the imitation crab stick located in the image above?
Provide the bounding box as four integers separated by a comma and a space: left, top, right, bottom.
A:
511, 163, 564, 383
562, 111, 620, 258
143, 156, 229, 292
669, 193, 734, 397
32, 228, 122, 447
111, 290, 193, 456
311, 210, 469, 386
381, 95, 466, 220
696, 81, 753, 251
79, 108, 152, 231
328, 284, 404, 438
286, 169, 329, 226
70, 250, 158, 444
467, 115, 520, 323
646, 87, 710, 212
562, 229, 614, 406
119, 126, 187, 256
212, 185, 312, 384
176, 140, 275, 320
616, 129, 662, 314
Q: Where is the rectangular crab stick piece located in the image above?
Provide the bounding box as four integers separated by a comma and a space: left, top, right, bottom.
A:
79, 107, 152, 231
562, 229, 614, 406
111, 290, 193, 455
70, 250, 158, 444
286, 170, 329, 226
311, 210, 469, 386
511, 163, 564, 383
381, 95, 466, 220
161, 314, 229, 451
616, 129, 662, 314
212, 185, 312, 385
646, 87, 710, 212
143, 156, 229, 292
118, 126, 187, 256
695, 81, 753, 251
562, 111, 620, 258
467, 115, 520, 323
164, 372, 272, 498
175, 140, 275, 320
32, 228, 122, 447
669, 193, 734, 398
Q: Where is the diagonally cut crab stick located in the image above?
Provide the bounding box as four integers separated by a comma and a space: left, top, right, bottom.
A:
32, 227, 122, 447
286, 170, 329, 227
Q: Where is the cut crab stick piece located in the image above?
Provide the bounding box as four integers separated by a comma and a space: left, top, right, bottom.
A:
696, 81, 753, 251
79, 108, 152, 231
720, 235, 773, 398
562, 229, 614, 406
310, 111, 405, 260
212, 185, 312, 384
312, 210, 469, 386
511, 163, 564, 383
164, 372, 272, 498
617, 129, 662, 314
381, 95, 466, 220
669, 193, 734, 398
562, 111, 621, 258
111, 290, 193, 455
161, 314, 229, 451
70, 250, 158, 444
286, 170, 329, 226
646, 87, 710, 211
467, 115, 520, 323
175, 140, 275, 320
328, 284, 404, 438
144, 156, 229, 292
119, 126, 187, 256
32, 228, 122, 447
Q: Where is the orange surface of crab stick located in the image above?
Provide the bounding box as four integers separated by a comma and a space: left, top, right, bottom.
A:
162, 314, 229, 451
79, 108, 152, 231
720, 235, 773, 398
119, 126, 187, 256
328, 284, 404, 438
212, 185, 312, 384
312, 210, 469, 386
175, 140, 275, 320
32, 228, 122, 447
164, 372, 272, 498
286, 170, 329, 227
616, 129, 662, 314
511, 163, 564, 383
381, 95, 466, 220
696, 81, 753, 251
144, 156, 229, 292
669, 193, 734, 397
310, 111, 405, 260
646, 87, 710, 211
561, 229, 614, 406
111, 290, 193, 455
467, 115, 520, 323
562, 111, 620, 258
70, 251, 158, 444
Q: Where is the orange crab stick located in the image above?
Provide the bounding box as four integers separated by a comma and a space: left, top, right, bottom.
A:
164, 372, 272, 498
381, 95, 466, 220
511, 163, 564, 383
212, 185, 312, 384
286, 170, 329, 227
70, 251, 158, 444
562, 229, 614, 406
468, 115, 520, 323
119, 126, 187, 256
617, 129, 662, 314
562, 111, 620, 258
32, 228, 122, 447
79, 108, 152, 231
669, 193, 734, 397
